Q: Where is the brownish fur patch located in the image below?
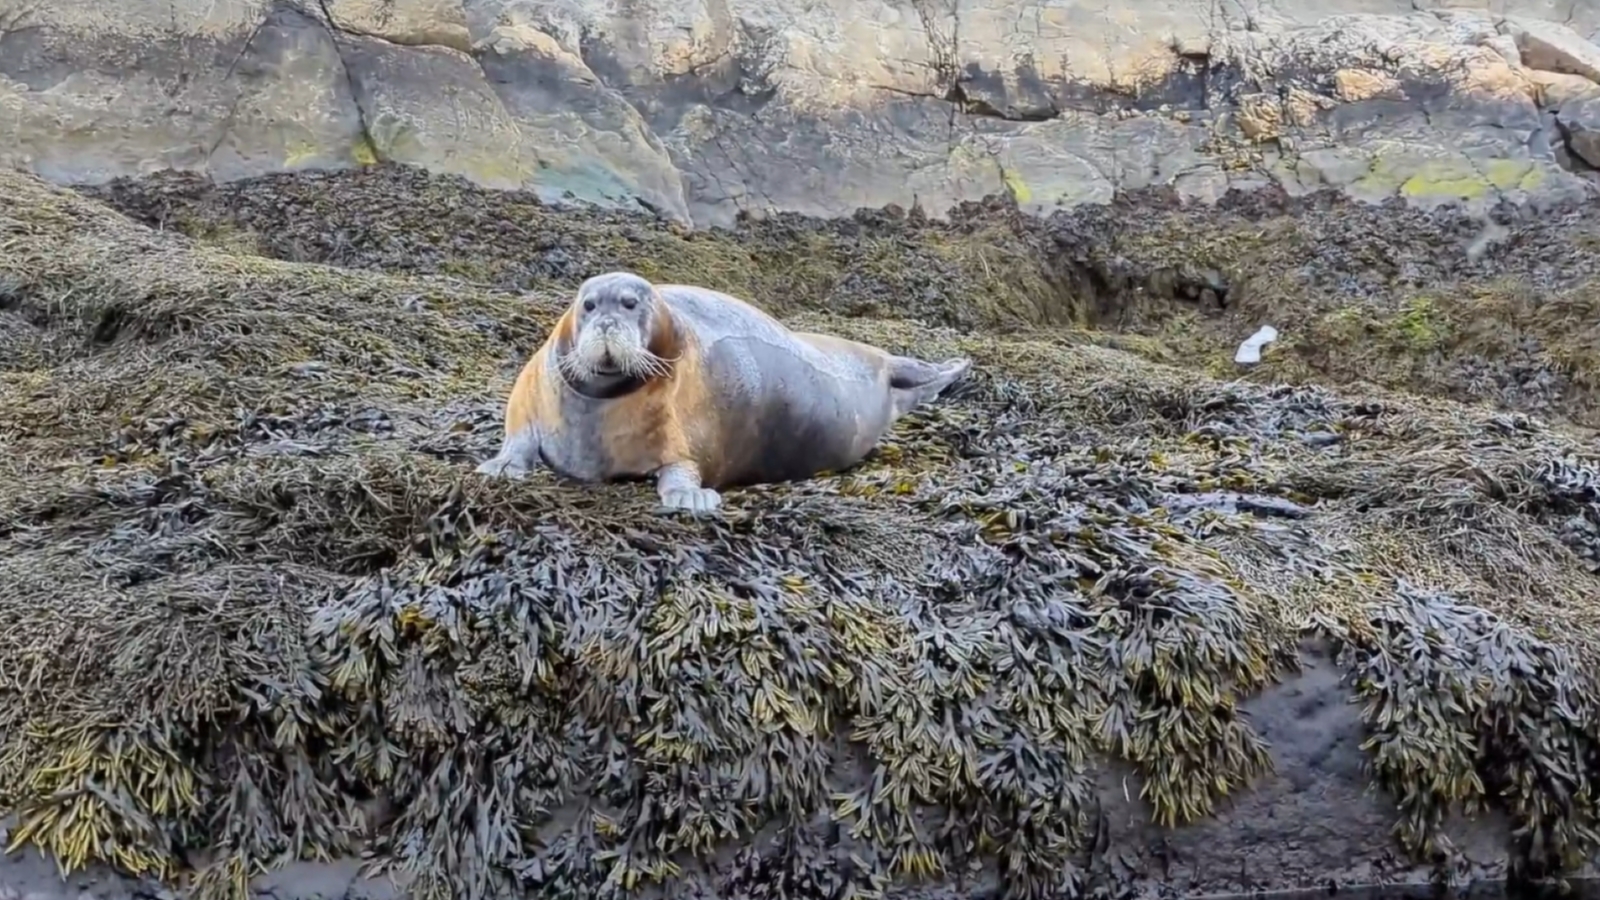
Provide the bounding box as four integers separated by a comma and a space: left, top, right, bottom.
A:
595, 291, 712, 477
503, 306, 577, 441
596, 379, 685, 475
503, 346, 551, 440
499, 289, 732, 483
658, 342, 728, 482
644, 289, 685, 363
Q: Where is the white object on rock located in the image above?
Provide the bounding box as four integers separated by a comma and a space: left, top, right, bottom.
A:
1234, 325, 1279, 365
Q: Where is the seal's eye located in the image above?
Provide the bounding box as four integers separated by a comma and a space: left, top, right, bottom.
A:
621, 295, 638, 310
582, 299, 596, 313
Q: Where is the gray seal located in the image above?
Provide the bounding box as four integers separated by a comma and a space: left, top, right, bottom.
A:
474, 271, 972, 513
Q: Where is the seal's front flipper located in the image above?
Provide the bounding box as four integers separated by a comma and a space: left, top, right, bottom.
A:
475, 426, 541, 479
889, 355, 973, 417
655, 461, 722, 515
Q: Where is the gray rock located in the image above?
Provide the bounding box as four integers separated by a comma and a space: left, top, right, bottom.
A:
471, 21, 689, 220
335, 31, 536, 190
1099, 639, 1510, 893
201, 6, 371, 181
2, 0, 1597, 225
322, 0, 471, 51
1559, 96, 1600, 168
1502, 15, 1600, 82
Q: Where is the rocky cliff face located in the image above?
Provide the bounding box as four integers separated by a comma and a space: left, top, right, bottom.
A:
2, 0, 1599, 226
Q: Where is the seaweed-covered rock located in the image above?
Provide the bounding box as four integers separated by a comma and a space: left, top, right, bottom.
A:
81, 164, 1600, 430
4, 166, 1600, 900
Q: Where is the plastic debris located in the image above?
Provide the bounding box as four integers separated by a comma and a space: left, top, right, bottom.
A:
1235, 325, 1279, 365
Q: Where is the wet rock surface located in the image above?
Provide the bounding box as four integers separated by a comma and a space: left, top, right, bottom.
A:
4, 164, 1600, 900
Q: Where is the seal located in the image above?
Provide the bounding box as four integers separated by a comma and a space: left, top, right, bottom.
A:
474, 271, 973, 513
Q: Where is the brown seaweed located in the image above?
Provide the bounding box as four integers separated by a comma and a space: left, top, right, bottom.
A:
2, 165, 1600, 900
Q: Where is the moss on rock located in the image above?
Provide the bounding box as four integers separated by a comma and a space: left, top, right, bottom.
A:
3, 165, 1600, 900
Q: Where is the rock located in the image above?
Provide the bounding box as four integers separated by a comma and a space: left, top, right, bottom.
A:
1098, 640, 1514, 892
1484, 33, 1525, 68
0, 0, 362, 184
470, 22, 689, 221
1331, 68, 1404, 102
1559, 96, 1600, 168
323, 0, 471, 52
1502, 15, 1600, 82
204, 6, 372, 182
335, 34, 535, 190
0, 0, 1597, 226
1528, 69, 1600, 107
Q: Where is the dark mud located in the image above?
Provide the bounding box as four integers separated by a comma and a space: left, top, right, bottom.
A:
1, 164, 1599, 900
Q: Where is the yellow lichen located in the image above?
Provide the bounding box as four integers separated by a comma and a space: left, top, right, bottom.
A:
1001, 167, 1033, 205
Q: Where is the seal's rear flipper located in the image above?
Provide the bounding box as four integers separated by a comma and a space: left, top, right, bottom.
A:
889, 356, 972, 417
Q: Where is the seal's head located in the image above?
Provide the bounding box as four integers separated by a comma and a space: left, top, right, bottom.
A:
555, 271, 679, 393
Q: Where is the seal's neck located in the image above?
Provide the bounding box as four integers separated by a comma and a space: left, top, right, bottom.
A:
548, 353, 648, 401
568, 371, 647, 399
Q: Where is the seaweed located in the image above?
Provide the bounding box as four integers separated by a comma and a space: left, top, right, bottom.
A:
3, 164, 1600, 899
1323, 585, 1600, 883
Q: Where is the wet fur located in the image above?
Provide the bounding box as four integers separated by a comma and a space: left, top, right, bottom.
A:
479, 273, 971, 510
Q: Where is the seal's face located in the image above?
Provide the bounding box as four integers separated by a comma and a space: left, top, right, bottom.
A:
558, 272, 671, 390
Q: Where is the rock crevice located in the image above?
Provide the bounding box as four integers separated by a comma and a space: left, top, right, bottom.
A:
308, 0, 381, 165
